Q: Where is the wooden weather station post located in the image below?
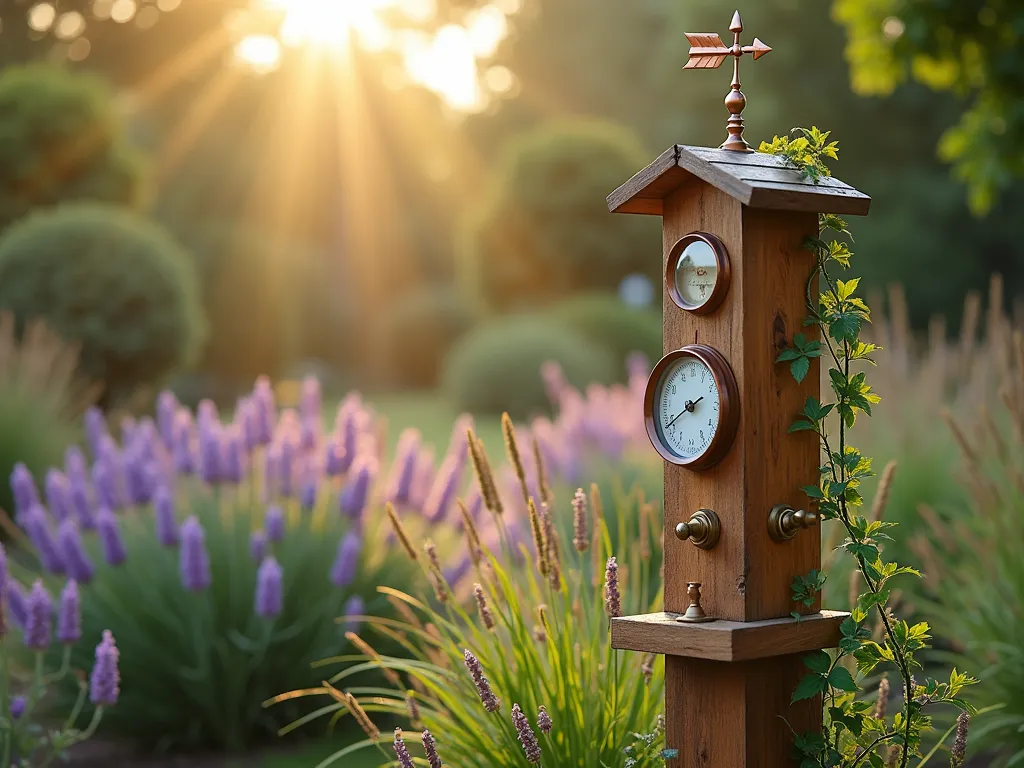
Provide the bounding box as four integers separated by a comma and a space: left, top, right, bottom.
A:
607, 11, 872, 768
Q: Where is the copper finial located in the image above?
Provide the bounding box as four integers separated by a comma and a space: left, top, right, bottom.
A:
683, 10, 772, 152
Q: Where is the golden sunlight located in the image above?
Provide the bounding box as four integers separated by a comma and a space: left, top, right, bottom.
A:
234, 0, 518, 112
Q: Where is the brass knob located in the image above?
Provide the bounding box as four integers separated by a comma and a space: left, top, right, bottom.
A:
674, 509, 721, 550
768, 504, 819, 542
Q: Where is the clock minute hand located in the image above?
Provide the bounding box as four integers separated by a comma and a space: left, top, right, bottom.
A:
667, 396, 706, 428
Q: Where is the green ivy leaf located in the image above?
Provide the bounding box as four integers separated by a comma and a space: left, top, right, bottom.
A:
827, 666, 859, 692
803, 650, 832, 674
790, 355, 811, 383
792, 672, 828, 703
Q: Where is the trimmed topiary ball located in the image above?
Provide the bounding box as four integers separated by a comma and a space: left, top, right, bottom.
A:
545, 292, 662, 375
441, 314, 615, 419
0, 203, 205, 403
0, 64, 144, 232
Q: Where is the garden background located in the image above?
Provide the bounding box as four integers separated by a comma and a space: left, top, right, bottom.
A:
0, 0, 1020, 766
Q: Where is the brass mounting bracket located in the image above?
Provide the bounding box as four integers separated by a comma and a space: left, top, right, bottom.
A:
768, 504, 818, 542
674, 508, 721, 550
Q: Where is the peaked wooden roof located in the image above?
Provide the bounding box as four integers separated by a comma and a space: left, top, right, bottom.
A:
607, 145, 871, 217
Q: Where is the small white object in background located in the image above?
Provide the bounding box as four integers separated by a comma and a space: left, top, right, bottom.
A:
618, 273, 654, 309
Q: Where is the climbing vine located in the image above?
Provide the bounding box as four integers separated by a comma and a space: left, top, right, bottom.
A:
763, 128, 976, 768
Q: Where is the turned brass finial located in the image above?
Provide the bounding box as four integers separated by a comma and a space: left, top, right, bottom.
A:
674, 509, 721, 550
676, 582, 716, 624
768, 504, 819, 542
683, 10, 772, 152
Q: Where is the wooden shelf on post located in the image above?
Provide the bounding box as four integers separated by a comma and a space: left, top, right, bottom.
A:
611, 610, 849, 662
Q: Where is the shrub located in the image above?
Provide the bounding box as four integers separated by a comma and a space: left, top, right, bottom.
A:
0, 64, 144, 232
382, 285, 477, 389
0, 566, 120, 765
10, 380, 431, 752
441, 315, 615, 419
545, 292, 662, 374
274, 424, 668, 767
461, 118, 661, 312
0, 313, 98, 519
0, 203, 205, 404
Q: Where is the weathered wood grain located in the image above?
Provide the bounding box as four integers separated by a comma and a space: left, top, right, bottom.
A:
611, 610, 849, 661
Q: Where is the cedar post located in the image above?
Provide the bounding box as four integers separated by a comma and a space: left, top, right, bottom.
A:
607, 145, 870, 766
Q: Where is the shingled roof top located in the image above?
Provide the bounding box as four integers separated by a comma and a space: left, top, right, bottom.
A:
607, 145, 871, 217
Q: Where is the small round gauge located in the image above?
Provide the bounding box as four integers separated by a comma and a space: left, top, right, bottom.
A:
643, 345, 739, 470
666, 232, 731, 314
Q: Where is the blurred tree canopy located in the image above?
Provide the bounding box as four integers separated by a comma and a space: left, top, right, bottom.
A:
0, 0, 1019, 387
0, 64, 144, 232
834, 0, 1024, 214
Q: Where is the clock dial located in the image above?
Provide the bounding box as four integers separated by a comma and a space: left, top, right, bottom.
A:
666, 233, 731, 314
643, 345, 739, 470
654, 357, 720, 459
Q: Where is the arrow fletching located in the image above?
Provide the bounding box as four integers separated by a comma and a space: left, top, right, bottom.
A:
684, 33, 729, 70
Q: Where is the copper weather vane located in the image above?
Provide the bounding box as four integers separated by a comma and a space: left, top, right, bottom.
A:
684, 10, 772, 152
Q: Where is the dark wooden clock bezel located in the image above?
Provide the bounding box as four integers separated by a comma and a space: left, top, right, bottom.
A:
665, 232, 732, 315
643, 344, 740, 471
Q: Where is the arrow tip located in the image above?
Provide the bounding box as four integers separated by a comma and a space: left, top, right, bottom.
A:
729, 10, 743, 33
751, 37, 772, 59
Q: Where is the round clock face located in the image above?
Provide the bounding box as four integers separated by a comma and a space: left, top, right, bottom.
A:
666, 233, 731, 314
643, 345, 739, 470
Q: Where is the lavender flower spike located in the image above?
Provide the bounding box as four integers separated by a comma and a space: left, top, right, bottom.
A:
512, 703, 542, 764
10, 463, 39, 517
23, 505, 65, 574
23, 580, 53, 650
180, 516, 212, 592
393, 729, 416, 768
7, 580, 27, 628
45, 470, 72, 523
951, 712, 970, 767
10, 696, 25, 720
58, 520, 95, 583
339, 458, 375, 523
422, 454, 461, 523
537, 705, 553, 734
154, 486, 179, 547
255, 557, 283, 618
604, 557, 621, 618
463, 649, 501, 712
89, 630, 120, 706
422, 729, 443, 768
57, 580, 82, 645
330, 532, 361, 588
342, 595, 364, 634
96, 507, 127, 566
249, 530, 267, 563
265, 505, 286, 542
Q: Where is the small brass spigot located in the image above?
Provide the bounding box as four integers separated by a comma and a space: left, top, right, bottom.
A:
676, 582, 716, 623
674, 509, 721, 550
768, 504, 819, 542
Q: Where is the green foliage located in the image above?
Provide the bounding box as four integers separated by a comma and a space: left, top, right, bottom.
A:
1, 610, 115, 766
24, 490, 417, 753
0, 64, 144, 231
916, 370, 1024, 765
381, 285, 478, 389
0, 203, 205, 404
765, 131, 976, 767
833, 0, 1024, 213
545, 293, 662, 375
461, 119, 660, 312
278, 436, 668, 768
0, 316, 96, 519
441, 314, 616, 419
